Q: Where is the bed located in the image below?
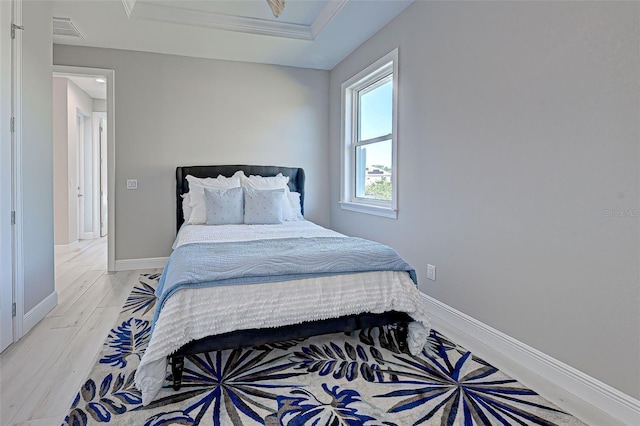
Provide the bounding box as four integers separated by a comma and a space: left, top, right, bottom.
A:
135, 165, 431, 406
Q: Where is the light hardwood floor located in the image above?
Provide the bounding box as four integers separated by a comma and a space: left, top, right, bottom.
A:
0, 238, 160, 425
0, 240, 618, 425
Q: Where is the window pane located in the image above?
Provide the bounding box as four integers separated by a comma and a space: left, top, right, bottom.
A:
358, 78, 392, 141
355, 139, 392, 201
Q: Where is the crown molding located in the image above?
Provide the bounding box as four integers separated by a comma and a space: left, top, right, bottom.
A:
311, 0, 348, 38
122, 0, 349, 41
121, 0, 136, 18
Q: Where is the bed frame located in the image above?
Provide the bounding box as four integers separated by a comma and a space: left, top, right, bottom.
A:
169, 165, 411, 390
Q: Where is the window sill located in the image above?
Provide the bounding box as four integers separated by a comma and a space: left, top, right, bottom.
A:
339, 201, 397, 219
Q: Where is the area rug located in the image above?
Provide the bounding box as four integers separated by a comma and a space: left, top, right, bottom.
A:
62, 274, 584, 425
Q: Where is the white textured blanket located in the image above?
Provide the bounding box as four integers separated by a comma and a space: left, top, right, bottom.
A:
136, 223, 432, 406
174, 220, 344, 248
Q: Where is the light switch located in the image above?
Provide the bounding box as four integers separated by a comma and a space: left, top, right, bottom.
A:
427, 264, 436, 281
126, 179, 138, 190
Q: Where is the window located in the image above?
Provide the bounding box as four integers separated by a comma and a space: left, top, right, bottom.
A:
340, 49, 398, 218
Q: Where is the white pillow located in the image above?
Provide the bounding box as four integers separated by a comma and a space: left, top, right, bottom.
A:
287, 191, 304, 220
244, 188, 285, 225
241, 173, 289, 190
186, 171, 243, 224
181, 193, 193, 224
186, 170, 244, 189
242, 173, 295, 220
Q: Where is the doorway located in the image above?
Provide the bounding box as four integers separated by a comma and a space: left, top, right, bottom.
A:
53, 76, 103, 253
52, 66, 115, 272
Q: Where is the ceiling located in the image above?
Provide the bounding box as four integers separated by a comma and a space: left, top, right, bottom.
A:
63, 75, 108, 100
52, 0, 413, 70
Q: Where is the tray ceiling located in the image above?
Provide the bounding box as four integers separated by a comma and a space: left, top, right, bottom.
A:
52, 0, 413, 70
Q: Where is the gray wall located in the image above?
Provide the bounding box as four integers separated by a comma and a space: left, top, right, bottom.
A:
22, 1, 54, 312
329, 1, 639, 398
53, 46, 330, 260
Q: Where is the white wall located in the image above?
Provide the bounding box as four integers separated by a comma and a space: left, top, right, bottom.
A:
93, 98, 106, 113
22, 1, 54, 313
329, 1, 639, 399
52, 77, 69, 245
53, 46, 330, 261
53, 77, 94, 245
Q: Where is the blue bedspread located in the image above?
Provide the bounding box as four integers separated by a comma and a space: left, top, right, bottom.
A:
152, 237, 416, 327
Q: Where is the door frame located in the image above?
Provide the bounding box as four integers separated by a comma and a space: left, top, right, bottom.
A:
0, 0, 19, 351
93, 112, 107, 238
53, 65, 115, 271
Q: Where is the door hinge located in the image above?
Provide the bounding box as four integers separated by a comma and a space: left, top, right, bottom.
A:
11, 211, 15, 225
12, 303, 16, 317
11, 24, 24, 40
10, 117, 15, 133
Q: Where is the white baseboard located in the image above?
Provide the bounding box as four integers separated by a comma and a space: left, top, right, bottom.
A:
80, 232, 97, 240
23, 291, 58, 335
115, 257, 168, 271
421, 294, 640, 426
54, 241, 79, 254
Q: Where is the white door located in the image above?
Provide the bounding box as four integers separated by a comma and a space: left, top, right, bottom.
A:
1, 0, 22, 352
76, 113, 84, 239
99, 117, 107, 237
0, 0, 14, 352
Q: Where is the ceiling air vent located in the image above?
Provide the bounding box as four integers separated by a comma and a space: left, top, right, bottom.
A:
53, 17, 84, 38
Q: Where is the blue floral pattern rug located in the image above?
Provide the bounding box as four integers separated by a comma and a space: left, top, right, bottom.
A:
63, 274, 584, 425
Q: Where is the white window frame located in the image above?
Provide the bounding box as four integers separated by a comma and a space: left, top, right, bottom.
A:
340, 48, 398, 219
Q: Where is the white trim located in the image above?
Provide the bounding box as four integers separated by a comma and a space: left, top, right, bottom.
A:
338, 201, 397, 219
340, 48, 398, 217
94, 113, 108, 238
122, 0, 348, 41
105, 71, 115, 272
121, 0, 136, 17
421, 293, 640, 425
54, 241, 79, 254
91, 112, 108, 238
11, 0, 24, 340
0, 0, 14, 352
53, 66, 116, 272
22, 290, 57, 335
129, 2, 314, 40
91, 112, 104, 238
310, 0, 348, 38
115, 257, 168, 271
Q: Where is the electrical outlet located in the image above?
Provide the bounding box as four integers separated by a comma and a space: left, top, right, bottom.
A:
126, 179, 138, 190
427, 264, 436, 281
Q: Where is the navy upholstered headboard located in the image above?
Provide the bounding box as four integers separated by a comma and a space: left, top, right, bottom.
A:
176, 165, 305, 232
